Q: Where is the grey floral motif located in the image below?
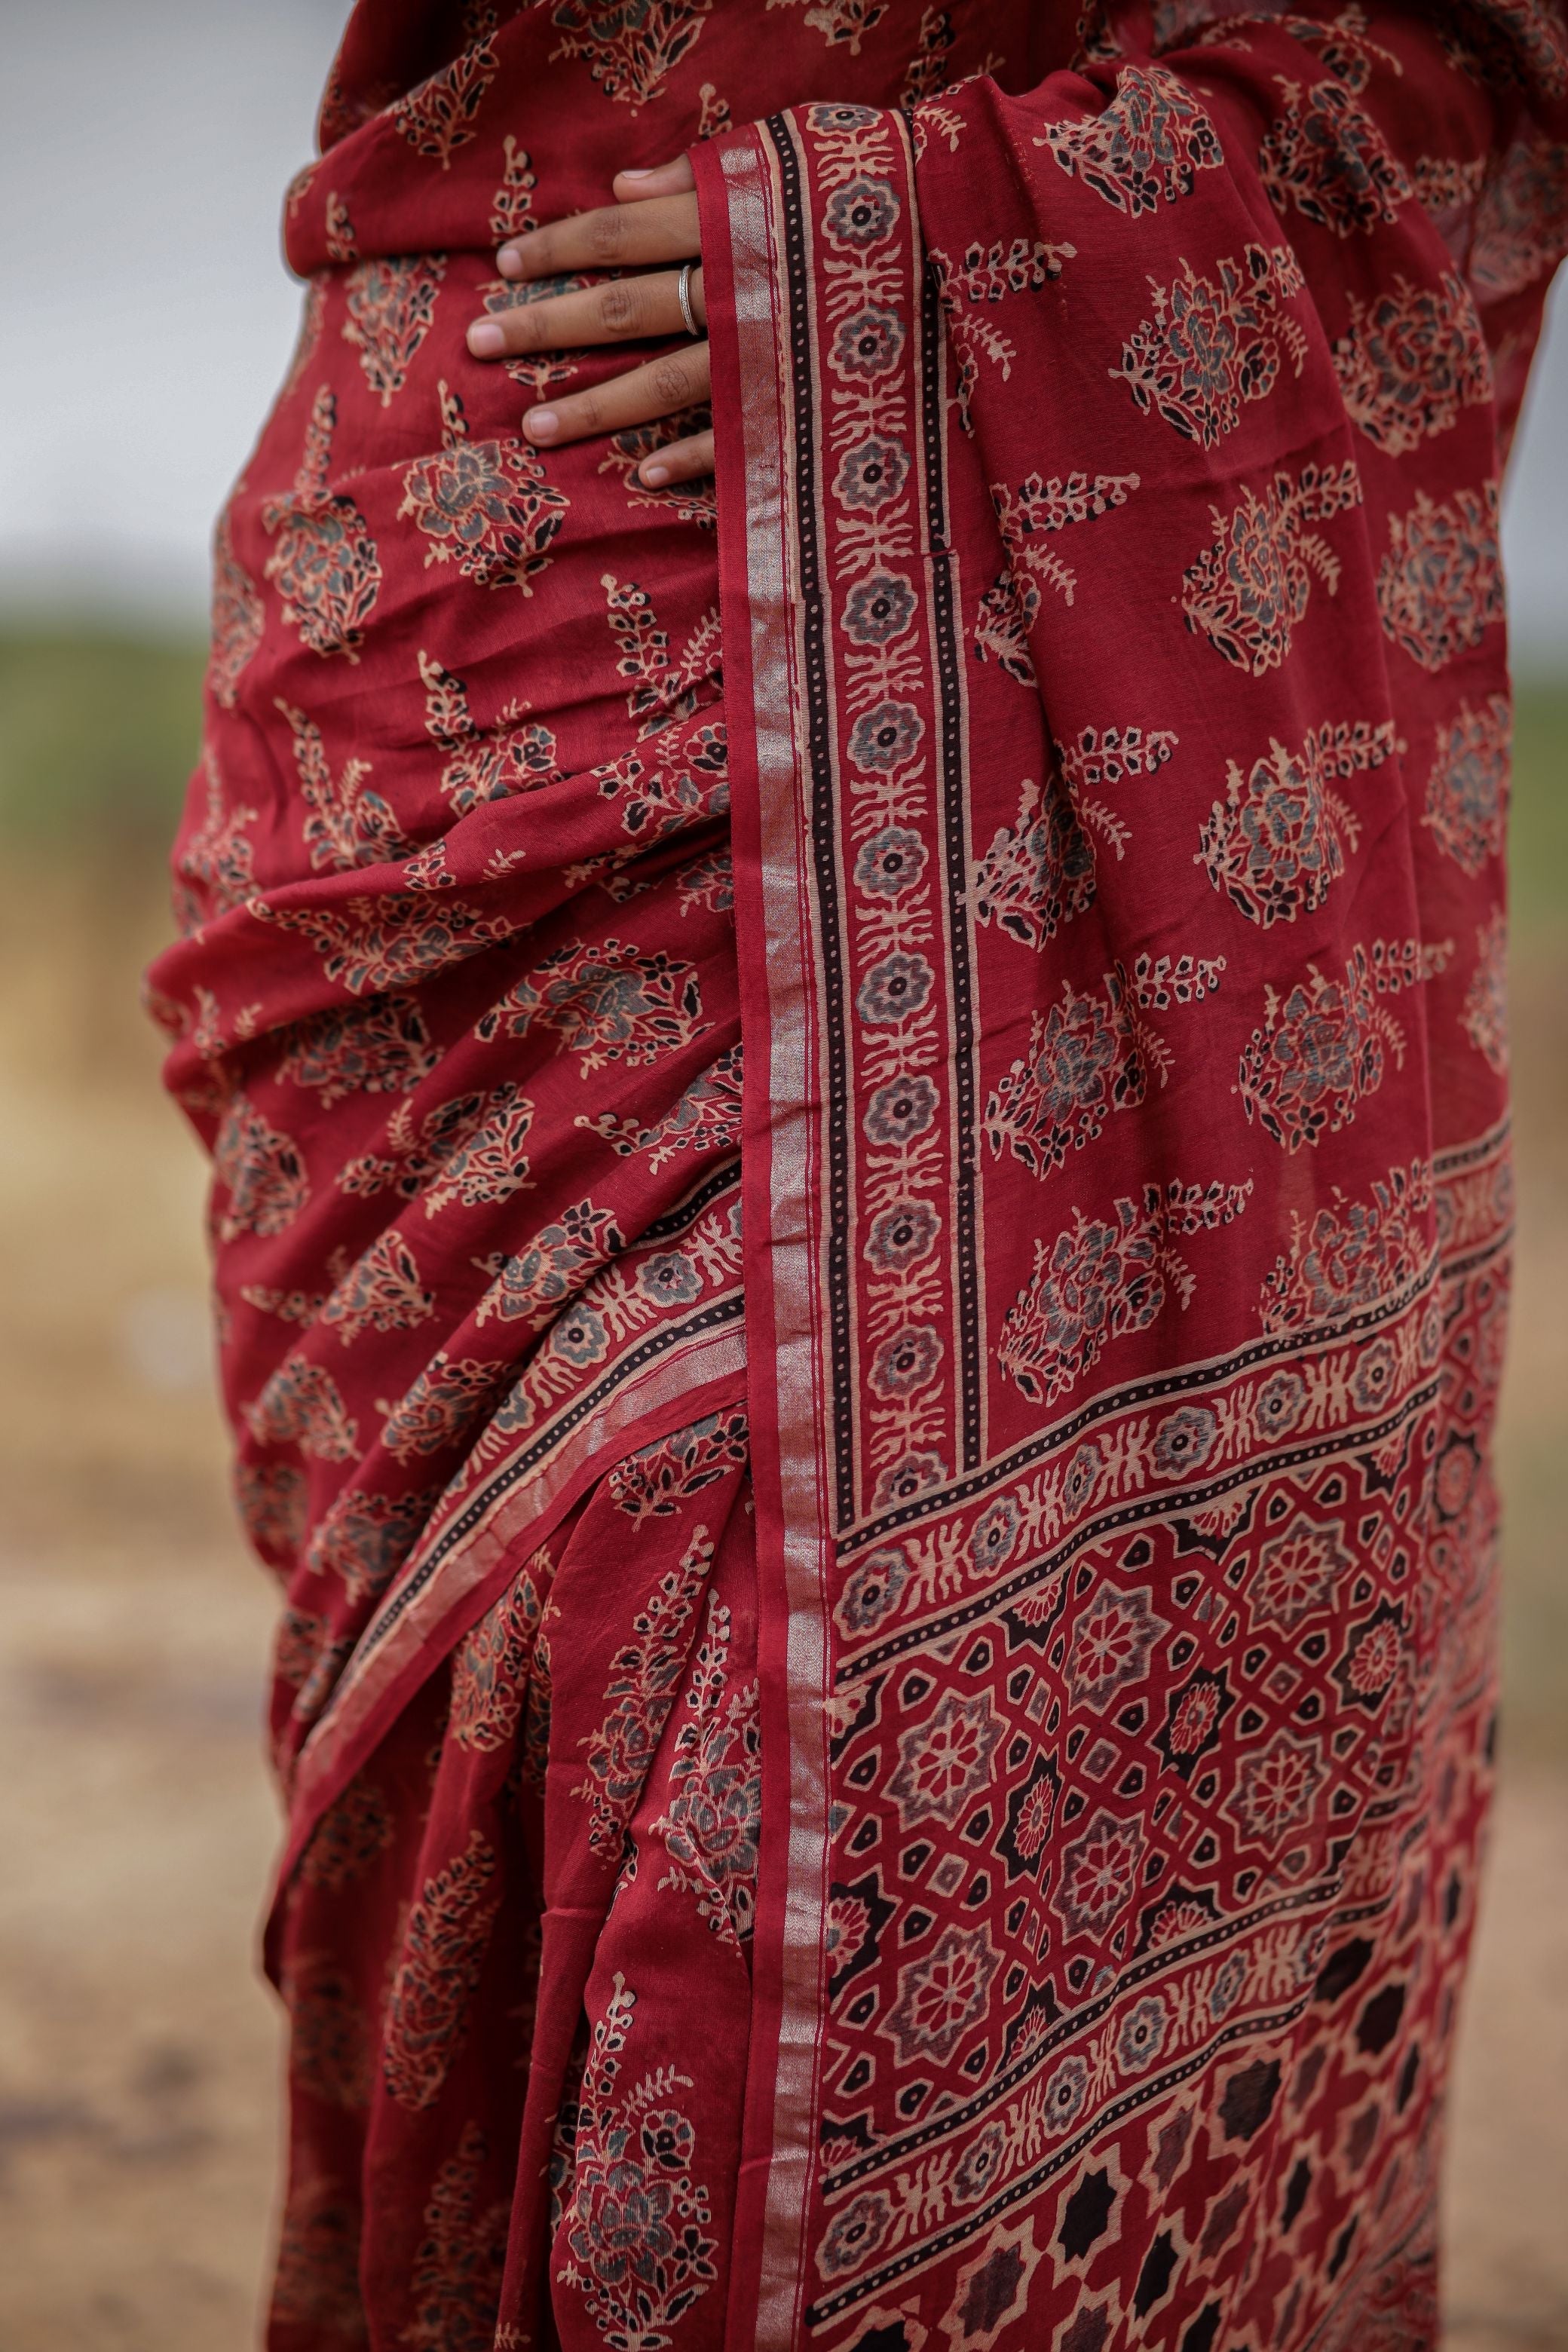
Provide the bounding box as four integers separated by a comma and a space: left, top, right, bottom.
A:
1248, 1513, 1354, 1631
843, 571, 918, 645
555, 1976, 717, 2347
1197, 723, 1394, 926
835, 1545, 912, 1637
854, 824, 927, 896
883, 1921, 1003, 2063
1055, 1808, 1147, 1939
857, 952, 935, 1026
832, 305, 907, 378
848, 700, 924, 772
889, 1689, 1005, 1828
983, 970, 1165, 1178
655, 1595, 761, 1949
863, 1074, 940, 1147
836, 436, 910, 511
1423, 697, 1510, 874
1067, 1587, 1171, 1710
825, 175, 901, 246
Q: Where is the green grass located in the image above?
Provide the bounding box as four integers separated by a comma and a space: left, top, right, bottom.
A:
0, 630, 206, 853
1509, 678, 1568, 942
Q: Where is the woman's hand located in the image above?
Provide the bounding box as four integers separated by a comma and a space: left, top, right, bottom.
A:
465, 155, 712, 489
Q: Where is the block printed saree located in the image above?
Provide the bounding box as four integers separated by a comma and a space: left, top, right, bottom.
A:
148, 1, 1568, 2345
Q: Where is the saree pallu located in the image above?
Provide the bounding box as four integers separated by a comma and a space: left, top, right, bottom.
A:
147, 1, 1568, 2345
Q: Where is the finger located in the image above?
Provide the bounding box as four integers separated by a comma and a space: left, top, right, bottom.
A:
522, 343, 712, 447
470, 266, 703, 358
497, 191, 700, 282
613, 156, 697, 203
639, 430, 715, 488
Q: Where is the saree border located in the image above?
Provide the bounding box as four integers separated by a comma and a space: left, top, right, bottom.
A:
701, 90, 976, 2347
283, 1162, 751, 1859
700, 116, 838, 2352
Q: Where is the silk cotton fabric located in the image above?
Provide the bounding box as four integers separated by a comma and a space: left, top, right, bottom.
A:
147, 2, 1568, 2346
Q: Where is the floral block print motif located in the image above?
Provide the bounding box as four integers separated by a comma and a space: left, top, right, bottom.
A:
1423, 697, 1511, 873
213, 1095, 310, 1240
1470, 127, 1568, 299
297, 1774, 395, 1890
982, 969, 1170, 1177
378, 1352, 507, 1463
555, 1975, 718, 2344
1181, 462, 1362, 674
489, 132, 537, 242
262, 387, 382, 661
976, 471, 1141, 674
418, 650, 560, 814
475, 936, 707, 1070
270, 2172, 366, 2336
318, 1231, 436, 1345
607, 1402, 750, 1518
1332, 271, 1491, 452
449, 1557, 548, 1752
209, 514, 263, 709
770, 0, 891, 54
604, 572, 724, 735
278, 996, 437, 1104
400, 381, 568, 592
1235, 942, 1440, 1150
1377, 485, 1505, 672
1000, 1180, 1250, 1404
402, 2122, 509, 2351
382, 1829, 501, 2109
930, 236, 1076, 427
549, 0, 712, 109
173, 754, 258, 932
243, 1352, 358, 1462
1258, 75, 1410, 234
1196, 719, 1396, 924
1034, 62, 1224, 214
391, 36, 499, 168
654, 1591, 761, 1948
586, 1043, 743, 1169
969, 773, 1110, 948
284, 1957, 375, 2109
575, 1527, 717, 1861
304, 1483, 438, 1602
1259, 1156, 1432, 1334
256, 891, 517, 996
276, 697, 416, 872
338, 1082, 534, 1211
341, 256, 447, 406
1462, 907, 1509, 1072
1114, 243, 1307, 445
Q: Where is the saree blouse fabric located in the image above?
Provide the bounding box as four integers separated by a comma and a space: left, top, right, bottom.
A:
147, 1, 1568, 2345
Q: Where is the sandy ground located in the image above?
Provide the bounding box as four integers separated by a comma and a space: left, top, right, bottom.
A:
0, 871, 1562, 2350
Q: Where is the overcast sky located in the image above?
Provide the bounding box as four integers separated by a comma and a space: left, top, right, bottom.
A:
2, 0, 1564, 662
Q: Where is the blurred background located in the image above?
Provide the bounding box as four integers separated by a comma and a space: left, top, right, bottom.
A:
0, 4, 1563, 2347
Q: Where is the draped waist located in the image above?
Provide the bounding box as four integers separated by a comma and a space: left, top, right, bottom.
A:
147, 226, 746, 1821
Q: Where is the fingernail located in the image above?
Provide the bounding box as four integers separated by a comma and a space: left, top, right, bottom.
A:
642, 462, 670, 485
497, 244, 525, 276
468, 320, 505, 357
526, 408, 559, 439
620, 167, 655, 180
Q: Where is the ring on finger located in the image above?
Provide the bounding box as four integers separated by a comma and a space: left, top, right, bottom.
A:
676, 261, 700, 339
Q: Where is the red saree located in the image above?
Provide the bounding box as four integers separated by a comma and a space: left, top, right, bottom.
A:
148, 2, 1568, 2345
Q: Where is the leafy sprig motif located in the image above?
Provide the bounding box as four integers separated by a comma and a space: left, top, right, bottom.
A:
391, 37, 499, 169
